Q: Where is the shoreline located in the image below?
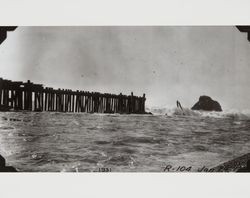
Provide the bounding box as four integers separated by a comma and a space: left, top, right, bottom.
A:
212, 153, 250, 172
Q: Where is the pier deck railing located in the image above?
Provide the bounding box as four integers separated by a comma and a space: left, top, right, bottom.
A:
0, 78, 146, 114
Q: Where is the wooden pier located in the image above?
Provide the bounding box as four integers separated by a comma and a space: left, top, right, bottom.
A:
0, 78, 146, 114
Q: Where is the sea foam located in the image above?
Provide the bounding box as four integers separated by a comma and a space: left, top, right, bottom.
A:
146, 107, 250, 120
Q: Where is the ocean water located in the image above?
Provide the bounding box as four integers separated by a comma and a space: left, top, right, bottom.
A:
0, 108, 250, 172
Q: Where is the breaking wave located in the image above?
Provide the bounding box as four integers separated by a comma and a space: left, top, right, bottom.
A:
146, 107, 250, 120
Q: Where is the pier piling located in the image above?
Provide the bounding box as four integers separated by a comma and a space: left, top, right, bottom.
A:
0, 78, 147, 114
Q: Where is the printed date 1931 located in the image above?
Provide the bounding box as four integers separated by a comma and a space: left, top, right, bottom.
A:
98, 167, 112, 172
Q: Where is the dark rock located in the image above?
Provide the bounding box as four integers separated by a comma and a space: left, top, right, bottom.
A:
212, 153, 250, 172
191, 95, 222, 112
237, 160, 250, 172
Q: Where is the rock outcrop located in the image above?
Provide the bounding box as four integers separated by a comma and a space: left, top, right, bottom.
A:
191, 96, 222, 112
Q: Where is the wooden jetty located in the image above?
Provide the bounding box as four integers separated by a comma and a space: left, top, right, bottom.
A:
0, 78, 146, 114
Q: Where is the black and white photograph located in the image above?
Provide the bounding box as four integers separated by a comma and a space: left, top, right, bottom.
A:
0, 26, 250, 173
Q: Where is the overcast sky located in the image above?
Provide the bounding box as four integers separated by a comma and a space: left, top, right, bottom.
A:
0, 26, 250, 110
